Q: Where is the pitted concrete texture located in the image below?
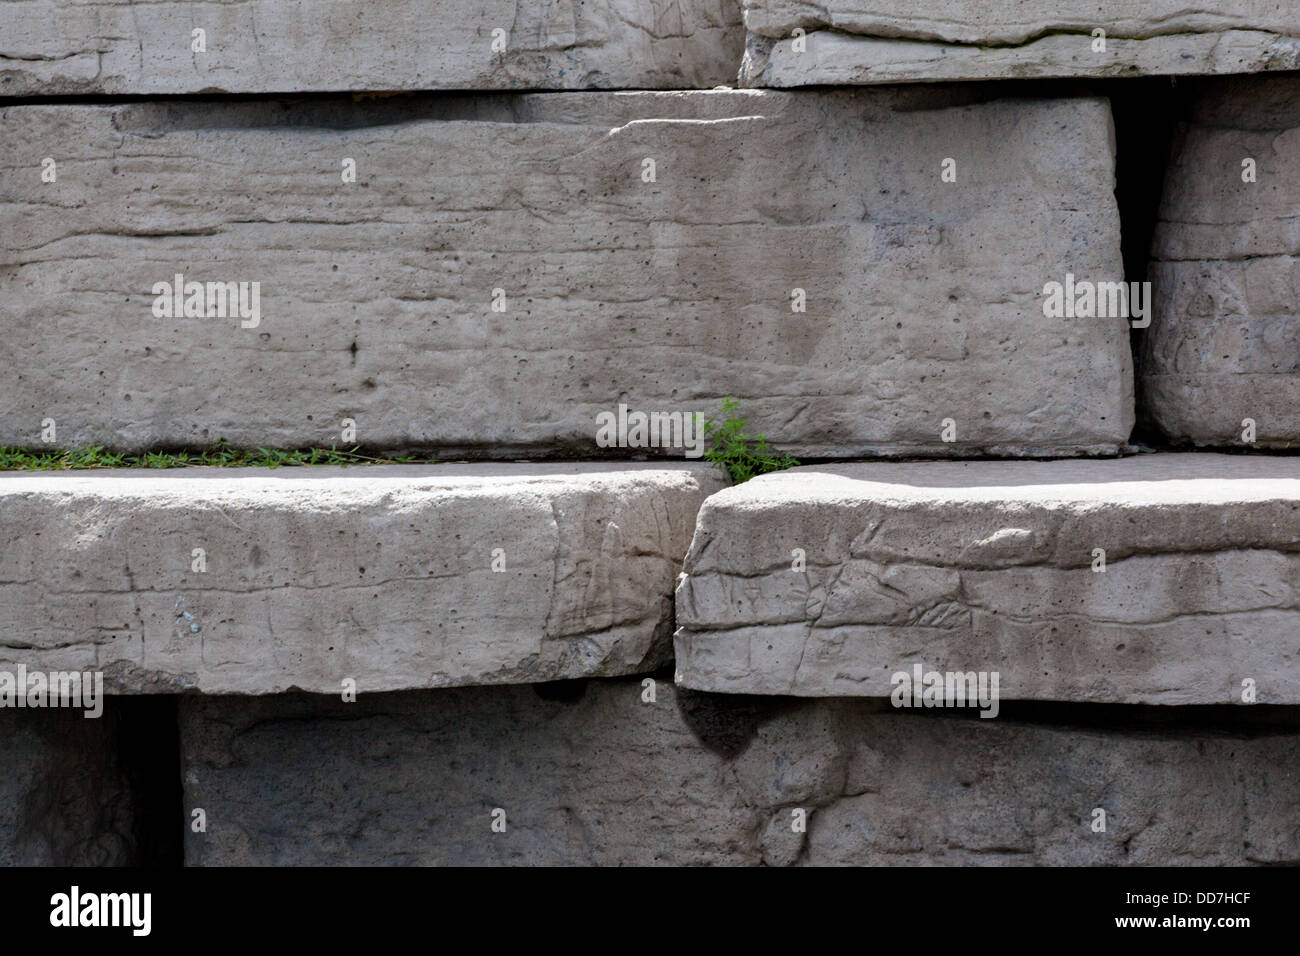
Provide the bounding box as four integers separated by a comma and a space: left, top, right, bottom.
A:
181, 680, 1300, 865
0, 463, 725, 693
675, 454, 1300, 702
1, 90, 1130, 457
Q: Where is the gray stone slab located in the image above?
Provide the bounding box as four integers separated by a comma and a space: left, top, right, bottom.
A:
675, 454, 1300, 703
180, 679, 1300, 865
0, 91, 1131, 457
739, 1, 1300, 86
1145, 76, 1300, 448
0, 0, 743, 94
0, 463, 724, 693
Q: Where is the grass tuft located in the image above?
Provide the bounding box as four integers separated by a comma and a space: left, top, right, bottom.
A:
703, 397, 800, 484
0, 439, 421, 471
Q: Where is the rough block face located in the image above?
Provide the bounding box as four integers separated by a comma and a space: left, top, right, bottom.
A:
675, 455, 1300, 703
0, 0, 744, 94
0, 91, 1131, 457
6, 0, 1294, 874
0, 464, 724, 694
739, 1, 1300, 86
0, 707, 137, 865
1145, 76, 1300, 448
180, 680, 1300, 865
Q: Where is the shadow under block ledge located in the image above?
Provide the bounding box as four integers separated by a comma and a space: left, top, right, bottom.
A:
0, 705, 138, 865
0, 463, 725, 693
1144, 75, 1300, 449
1, 89, 1132, 458
674, 454, 1300, 703
179, 680, 1300, 865
739, 1, 1300, 86
0, 0, 744, 94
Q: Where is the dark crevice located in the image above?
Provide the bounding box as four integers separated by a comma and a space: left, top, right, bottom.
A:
114, 695, 184, 867
1105, 77, 1184, 449
530, 678, 589, 703
675, 686, 772, 758
1108, 78, 1182, 299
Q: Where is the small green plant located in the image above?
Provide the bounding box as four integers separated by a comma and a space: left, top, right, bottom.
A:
0, 439, 422, 471
703, 397, 799, 483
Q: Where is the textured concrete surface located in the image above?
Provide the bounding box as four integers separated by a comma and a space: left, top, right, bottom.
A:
1145, 76, 1300, 448
0, 0, 743, 94
0, 463, 724, 693
739, 1, 1300, 86
1, 90, 1130, 457
180, 679, 1300, 865
0, 706, 136, 865
675, 454, 1300, 702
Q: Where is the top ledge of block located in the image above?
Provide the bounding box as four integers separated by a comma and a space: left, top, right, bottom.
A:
0, 461, 720, 490
711, 454, 1300, 506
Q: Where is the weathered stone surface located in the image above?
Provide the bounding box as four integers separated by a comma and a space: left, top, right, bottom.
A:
0, 0, 743, 94
0, 706, 136, 865
181, 679, 1300, 865
740, 2, 1300, 86
675, 454, 1300, 703
0, 463, 723, 694
1144, 76, 1300, 448
1, 90, 1130, 457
